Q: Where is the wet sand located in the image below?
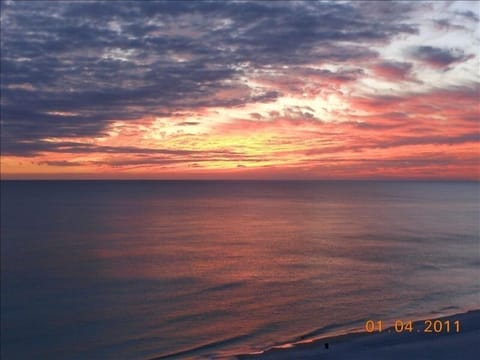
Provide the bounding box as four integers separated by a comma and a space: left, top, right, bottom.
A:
237, 310, 480, 360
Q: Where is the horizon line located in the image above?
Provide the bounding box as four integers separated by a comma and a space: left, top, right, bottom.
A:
1, 178, 479, 182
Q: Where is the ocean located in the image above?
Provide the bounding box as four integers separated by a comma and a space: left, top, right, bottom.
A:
1, 181, 479, 359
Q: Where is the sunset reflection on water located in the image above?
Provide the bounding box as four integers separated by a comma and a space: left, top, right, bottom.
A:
1, 181, 479, 359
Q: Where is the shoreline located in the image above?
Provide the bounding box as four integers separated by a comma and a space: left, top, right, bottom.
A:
236, 309, 480, 359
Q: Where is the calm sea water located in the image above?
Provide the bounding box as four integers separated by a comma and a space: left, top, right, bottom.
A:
1, 181, 479, 359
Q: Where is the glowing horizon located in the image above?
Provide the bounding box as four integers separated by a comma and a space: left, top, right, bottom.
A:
1, 1, 479, 180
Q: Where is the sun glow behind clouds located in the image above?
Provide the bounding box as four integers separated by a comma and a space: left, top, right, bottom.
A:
1, 1, 479, 179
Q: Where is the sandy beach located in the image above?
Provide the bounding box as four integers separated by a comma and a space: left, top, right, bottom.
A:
237, 310, 480, 360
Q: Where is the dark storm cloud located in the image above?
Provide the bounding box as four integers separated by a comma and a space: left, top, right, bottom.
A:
0, 139, 243, 158
433, 19, 467, 32
1, 0, 419, 156
409, 46, 473, 69
455, 10, 480, 23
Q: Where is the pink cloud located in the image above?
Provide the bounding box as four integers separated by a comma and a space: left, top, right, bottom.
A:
371, 61, 415, 82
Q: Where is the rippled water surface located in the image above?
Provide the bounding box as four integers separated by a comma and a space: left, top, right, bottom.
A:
1, 181, 479, 359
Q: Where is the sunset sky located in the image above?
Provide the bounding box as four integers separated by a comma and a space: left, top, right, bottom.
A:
1, 0, 479, 179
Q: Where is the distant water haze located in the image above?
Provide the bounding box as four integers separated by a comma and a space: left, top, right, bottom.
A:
1, 181, 479, 359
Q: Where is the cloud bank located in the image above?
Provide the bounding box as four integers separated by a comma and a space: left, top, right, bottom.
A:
1, 0, 478, 179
